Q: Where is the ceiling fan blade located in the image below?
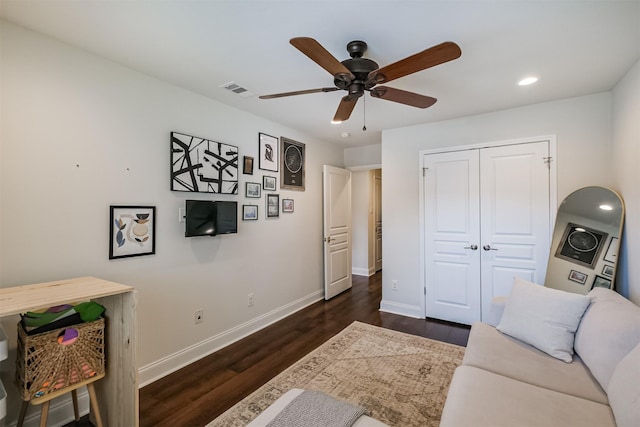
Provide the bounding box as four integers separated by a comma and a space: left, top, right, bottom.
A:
259, 87, 339, 99
333, 96, 358, 123
290, 37, 355, 81
370, 86, 437, 108
367, 41, 461, 85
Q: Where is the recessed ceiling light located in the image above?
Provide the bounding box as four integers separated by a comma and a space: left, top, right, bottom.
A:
518, 77, 538, 86
599, 204, 613, 211
341, 132, 350, 138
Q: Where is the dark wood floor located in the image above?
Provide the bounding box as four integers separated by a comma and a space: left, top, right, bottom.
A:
69, 272, 470, 427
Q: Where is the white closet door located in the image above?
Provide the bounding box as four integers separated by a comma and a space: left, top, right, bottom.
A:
479, 142, 551, 317
424, 150, 481, 325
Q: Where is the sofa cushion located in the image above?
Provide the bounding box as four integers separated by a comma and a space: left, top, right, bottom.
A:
463, 322, 607, 404
497, 277, 591, 362
440, 366, 616, 427
607, 343, 640, 427
574, 287, 640, 389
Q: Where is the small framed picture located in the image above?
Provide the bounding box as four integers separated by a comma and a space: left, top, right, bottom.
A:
259, 133, 278, 172
266, 194, 279, 218
603, 237, 619, 263
282, 198, 294, 213
109, 206, 156, 260
602, 265, 614, 277
263, 175, 277, 191
246, 182, 261, 198
242, 205, 258, 221
243, 156, 254, 175
568, 270, 588, 285
592, 275, 612, 290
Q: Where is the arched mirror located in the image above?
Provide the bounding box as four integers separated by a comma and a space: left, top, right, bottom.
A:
545, 186, 625, 295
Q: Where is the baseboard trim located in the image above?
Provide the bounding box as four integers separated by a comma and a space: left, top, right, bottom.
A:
138, 289, 324, 387
379, 300, 423, 319
18, 389, 90, 427
352, 267, 375, 277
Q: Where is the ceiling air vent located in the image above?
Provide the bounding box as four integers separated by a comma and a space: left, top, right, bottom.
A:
220, 81, 254, 98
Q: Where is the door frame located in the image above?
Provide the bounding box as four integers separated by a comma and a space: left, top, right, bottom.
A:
418, 135, 558, 319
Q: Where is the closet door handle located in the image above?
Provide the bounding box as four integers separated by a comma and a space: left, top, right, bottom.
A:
464, 245, 478, 250
483, 245, 498, 251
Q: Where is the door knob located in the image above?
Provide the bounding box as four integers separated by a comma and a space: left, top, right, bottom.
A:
464, 245, 478, 250
483, 245, 498, 251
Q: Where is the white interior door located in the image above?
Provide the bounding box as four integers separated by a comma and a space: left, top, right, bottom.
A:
424, 150, 481, 324
479, 142, 551, 316
323, 165, 352, 300
374, 172, 383, 272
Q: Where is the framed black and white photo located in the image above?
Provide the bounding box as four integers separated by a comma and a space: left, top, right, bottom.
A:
280, 137, 305, 191
263, 175, 276, 191
246, 182, 261, 198
592, 275, 612, 290
109, 206, 156, 260
242, 205, 258, 221
259, 133, 278, 172
282, 198, 294, 213
243, 156, 254, 175
554, 223, 608, 269
171, 131, 238, 194
266, 194, 279, 218
602, 265, 614, 277
568, 270, 588, 285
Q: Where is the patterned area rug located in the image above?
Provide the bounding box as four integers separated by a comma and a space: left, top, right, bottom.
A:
207, 321, 465, 427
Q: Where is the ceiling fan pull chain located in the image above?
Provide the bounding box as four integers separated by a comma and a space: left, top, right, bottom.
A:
362, 95, 367, 131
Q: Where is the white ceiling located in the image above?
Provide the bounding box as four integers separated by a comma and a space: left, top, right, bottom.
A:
1, 1, 639, 147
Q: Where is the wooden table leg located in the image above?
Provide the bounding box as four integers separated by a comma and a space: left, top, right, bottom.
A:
72, 389, 80, 421
39, 401, 50, 427
17, 401, 29, 427
87, 382, 104, 427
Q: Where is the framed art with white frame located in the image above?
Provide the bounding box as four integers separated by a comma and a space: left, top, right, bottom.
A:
263, 175, 277, 191
243, 205, 258, 220
282, 198, 294, 213
109, 205, 156, 259
259, 133, 278, 172
246, 182, 261, 198
266, 194, 279, 218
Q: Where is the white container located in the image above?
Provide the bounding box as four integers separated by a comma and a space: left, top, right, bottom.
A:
0, 325, 7, 361
0, 324, 7, 424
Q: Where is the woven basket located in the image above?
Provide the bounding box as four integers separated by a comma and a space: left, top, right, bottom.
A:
16, 318, 105, 401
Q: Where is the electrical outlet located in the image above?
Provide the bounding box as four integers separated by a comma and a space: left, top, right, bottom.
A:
194, 309, 203, 324
392, 280, 398, 291
248, 293, 255, 307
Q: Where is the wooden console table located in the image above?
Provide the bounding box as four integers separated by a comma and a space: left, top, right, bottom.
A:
0, 277, 139, 427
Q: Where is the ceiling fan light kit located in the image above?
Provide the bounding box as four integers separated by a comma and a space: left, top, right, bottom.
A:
259, 37, 462, 123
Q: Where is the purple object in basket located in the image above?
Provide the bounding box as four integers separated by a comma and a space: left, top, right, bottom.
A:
59, 328, 79, 345
47, 304, 73, 313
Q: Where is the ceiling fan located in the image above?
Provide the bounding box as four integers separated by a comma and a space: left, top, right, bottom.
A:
259, 37, 462, 123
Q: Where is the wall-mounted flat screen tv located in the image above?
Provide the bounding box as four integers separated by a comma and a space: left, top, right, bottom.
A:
185, 200, 237, 237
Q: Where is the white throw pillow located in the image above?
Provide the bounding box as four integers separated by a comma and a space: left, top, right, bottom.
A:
497, 277, 591, 363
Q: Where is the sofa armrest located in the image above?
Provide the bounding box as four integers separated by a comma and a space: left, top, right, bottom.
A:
485, 296, 508, 327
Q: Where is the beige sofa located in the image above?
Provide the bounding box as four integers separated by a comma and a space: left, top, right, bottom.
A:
441, 287, 640, 427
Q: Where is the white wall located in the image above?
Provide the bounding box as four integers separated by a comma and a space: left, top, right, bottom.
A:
0, 20, 344, 419
344, 143, 381, 168
351, 170, 372, 276
612, 59, 640, 305
380, 93, 615, 317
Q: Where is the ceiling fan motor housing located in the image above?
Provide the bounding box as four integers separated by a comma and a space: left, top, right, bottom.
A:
336, 40, 379, 96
